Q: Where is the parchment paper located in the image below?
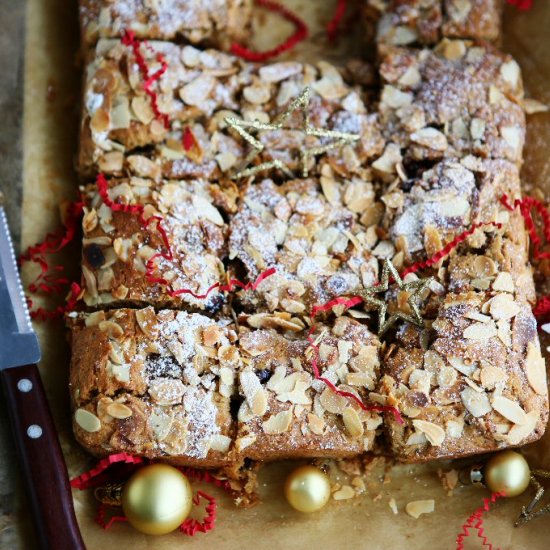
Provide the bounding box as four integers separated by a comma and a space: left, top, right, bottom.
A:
19, 1, 550, 548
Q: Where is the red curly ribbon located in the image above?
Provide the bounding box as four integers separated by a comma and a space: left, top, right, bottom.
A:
534, 295, 550, 320
500, 194, 550, 260
180, 491, 217, 536
168, 266, 276, 299
71, 453, 227, 537
231, 0, 308, 62
326, 0, 347, 42
506, 0, 533, 10
456, 492, 506, 550
121, 30, 170, 129
19, 200, 84, 320
95, 505, 128, 530
70, 453, 145, 490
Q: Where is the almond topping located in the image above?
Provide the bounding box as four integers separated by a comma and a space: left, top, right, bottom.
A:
75, 409, 101, 433
412, 419, 445, 446
262, 410, 293, 434
525, 342, 548, 396
106, 402, 133, 419
343, 407, 364, 438
492, 396, 526, 425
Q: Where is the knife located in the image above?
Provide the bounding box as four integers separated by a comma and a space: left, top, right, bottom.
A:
0, 203, 86, 550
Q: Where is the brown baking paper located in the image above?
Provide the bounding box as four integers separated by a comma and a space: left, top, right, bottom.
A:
18, 1, 550, 548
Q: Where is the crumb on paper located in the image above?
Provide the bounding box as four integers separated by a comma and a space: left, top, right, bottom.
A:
405, 499, 435, 519
389, 497, 398, 515
438, 469, 459, 496
333, 485, 356, 501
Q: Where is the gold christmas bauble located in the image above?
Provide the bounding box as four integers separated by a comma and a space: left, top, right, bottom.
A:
121, 464, 193, 535
284, 465, 331, 513
484, 450, 531, 498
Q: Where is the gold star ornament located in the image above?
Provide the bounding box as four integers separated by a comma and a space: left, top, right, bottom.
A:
358, 259, 433, 337
224, 87, 360, 180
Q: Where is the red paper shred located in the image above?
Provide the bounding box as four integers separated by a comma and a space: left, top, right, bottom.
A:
230, 0, 308, 62
401, 221, 502, 278
95, 504, 128, 530
27, 282, 82, 322
70, 453, 145, 490
500, 194, 550, 261
182, 126, 197, 151
326, 0, 347, 42
121, 30, 170, 129
534, 295, 550, 320
456, 492, 506, 550
168, 266, 276, 299
506, 0, 533, 10
19, 200, 84, 320
180, 491, 217, 536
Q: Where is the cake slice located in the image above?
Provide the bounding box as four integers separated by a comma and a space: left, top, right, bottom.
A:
79, 0, 252, 49
79, 177, 232, 311
228, 175, 382, 317
377, 40, 525, 166
68, 308, 238, 467
78, 39, 384, 181
235, 316, 384, 460
366, 0, 502, 47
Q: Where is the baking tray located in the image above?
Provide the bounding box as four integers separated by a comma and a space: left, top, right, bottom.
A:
7, 1, 550, 548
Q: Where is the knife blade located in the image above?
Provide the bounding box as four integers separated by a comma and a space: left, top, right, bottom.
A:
0, 203, 85, 550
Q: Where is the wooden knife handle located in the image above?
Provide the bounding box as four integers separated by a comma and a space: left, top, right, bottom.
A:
1, 364, 86, 550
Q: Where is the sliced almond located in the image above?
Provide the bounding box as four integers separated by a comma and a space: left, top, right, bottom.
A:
492, 395, 526, 425
405, 500, 435, 519
463, 322, 497, 340
262, 410, 292, 434
412, 419, 445, 446
506, 410, 539, 445
492, 272, 515, 293
135, 307, 159, 338
319, 387, 348, 414
410, 127, 448, 151
343, 407, 364, 438
461, 387, 492, 417
192, 195, 224, 226
75, 409, 101, 433
209, 434, 232, 453
489, 294, 520, 321
333, 485, 356, 501
525, 342, 548, 396
106, 402, 133, 419
236, 434, 257, 451
307, 413, 325, 435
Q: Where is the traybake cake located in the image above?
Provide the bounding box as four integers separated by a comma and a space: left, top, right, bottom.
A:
68, 0, 548, 467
